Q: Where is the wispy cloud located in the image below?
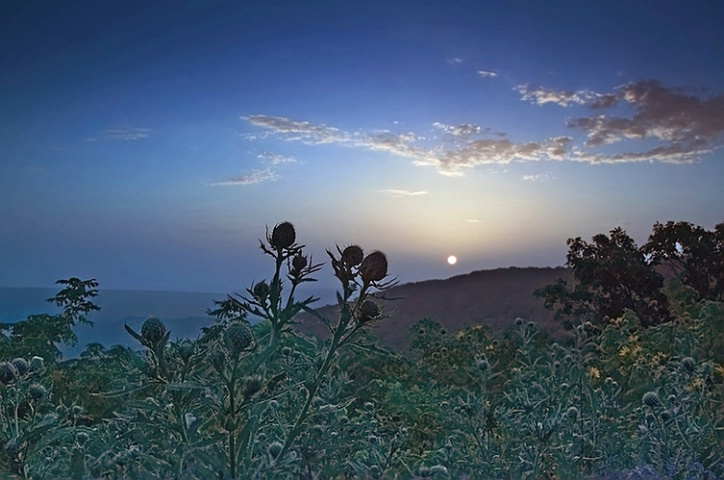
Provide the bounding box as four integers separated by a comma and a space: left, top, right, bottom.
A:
257, 152, 297, 165
379, 188, 428, 197
522, 173, 555, 182
477, 70, 498, 78
516, 84, 618, 108
87, 125, 151, 141
209, 168, 278, 186
433, 122, 483, 138
242, 81, 723, 174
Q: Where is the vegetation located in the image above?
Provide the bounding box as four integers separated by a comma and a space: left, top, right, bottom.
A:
1, 221, 723, 479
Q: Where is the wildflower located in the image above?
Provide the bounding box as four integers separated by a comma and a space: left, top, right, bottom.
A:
270, 222, 296, 250
141, 316, 166, 345
224, 322, 254, 354
566, 406, 579, 420
11, 358, 29, 376
291, 253, 307, 272
0, 361, 18, 384
29, 356, 45, 372
681, 356, 696, 372
267, 441, 283, 459
359, 250, 388, 283
358, 300, 380, 324
28, 383, 47, 402
642, 391, 661, 408
588, 367, 601, 380
342, 245, 364, 267
429, 465, 449, 475
253, 281, 270, 300
76, 431, 90, 446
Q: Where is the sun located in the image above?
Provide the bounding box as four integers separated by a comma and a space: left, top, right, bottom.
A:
447, 255, 457, 265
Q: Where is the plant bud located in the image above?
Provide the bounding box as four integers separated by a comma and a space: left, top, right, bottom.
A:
253, 281, 270, 300
292, 254, 308, 272
28, 383, 47, 402
11, 358, 29, 376
267, 441, 283, 459
0, 362, 18, 384
342, 245, 364, 267
141, 316, 166, 344
270, 222, 296, 250
359, 300, 380, 323
224, 322, 254, 354
359, 250, 388, 283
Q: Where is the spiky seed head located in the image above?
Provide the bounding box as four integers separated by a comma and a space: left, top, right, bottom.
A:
224, 322, 254, 354
208, 348, 226, 369
253, 281, 270, 300
292, 254, 307, 272
359, 300, 380, 323
429, 465, 449, 475
0, 362, 18, 384
515, 317, 524, 327
11, 358, 29, 376
642, 391, 661, 408
681, 356, 696, 372
270, 222, 296, 249
29, 356, 45, 372
476, 359, 490, 371
141, 316, 166, 344
566, 406, 579, 420
268, 441, 283, 459
359, 250, 388, 283
28, 383, 47, 402
244, 375, 263, 396
281, 346, 292, 356
177, 341, 195, 361
342, 245, 364, 267
418, 466, 432, 477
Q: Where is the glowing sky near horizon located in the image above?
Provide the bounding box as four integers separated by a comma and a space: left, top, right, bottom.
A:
1, 0, 723, 294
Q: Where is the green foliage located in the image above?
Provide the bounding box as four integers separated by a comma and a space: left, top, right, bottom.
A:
2, 222, 723, 479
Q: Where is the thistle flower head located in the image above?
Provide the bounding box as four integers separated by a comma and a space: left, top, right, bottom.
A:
429, 465, 449, 476
681, 356, 696, 372
244, 375, 263, 396
270, 222, 296, 250
291, 254, 308, 272
11, 358, 29, 376
342, 245, 364, 267
359, 250, 388, 284
224, 322, 254, 354
0, 361, 18, 384
141, 316, 166, 345
642, 391, 661, 408
566, 406, 579, 420
253, 281, 270, 300
359, 300, 380, 324
268, 441, 283, 459
76, 431, 90, 446
29, 356, 45, 372
515, 317, 524, 327
28, 383, 47, 402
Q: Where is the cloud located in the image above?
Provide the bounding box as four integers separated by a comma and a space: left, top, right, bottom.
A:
242, 80, 723, 173
477, 70, 498, 78
243, 115, 349, 144
87, 125, 151, 141
522, 173, 555, 182
433, 122, 482, 138
379, 189, 428, 197
516, 84, 618, 108
257, 152, 297, 165
209, 168, 278, 186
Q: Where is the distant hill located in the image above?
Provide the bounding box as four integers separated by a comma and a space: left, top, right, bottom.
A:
295, 267, 572, 351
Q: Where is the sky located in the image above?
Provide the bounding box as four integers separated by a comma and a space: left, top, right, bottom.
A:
1, 0, 723, 296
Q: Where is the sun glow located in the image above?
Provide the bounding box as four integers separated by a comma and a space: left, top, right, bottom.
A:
447, 255, 457, 265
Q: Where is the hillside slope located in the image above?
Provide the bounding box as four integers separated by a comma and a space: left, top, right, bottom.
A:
295, 266, 572, 350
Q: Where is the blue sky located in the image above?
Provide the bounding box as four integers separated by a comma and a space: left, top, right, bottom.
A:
1, 0, 723, 295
